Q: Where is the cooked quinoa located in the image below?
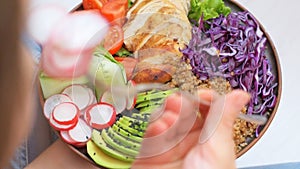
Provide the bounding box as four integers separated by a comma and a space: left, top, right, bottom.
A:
164, 55, 258, 154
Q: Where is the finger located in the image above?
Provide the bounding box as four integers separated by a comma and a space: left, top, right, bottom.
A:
137, 93, 197, 158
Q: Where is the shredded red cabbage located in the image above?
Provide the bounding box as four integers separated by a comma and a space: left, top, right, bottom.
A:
182, 11, 278, 120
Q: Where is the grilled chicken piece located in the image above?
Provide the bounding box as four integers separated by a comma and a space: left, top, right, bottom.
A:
123, 0, 191, 52
123, 0, 192, 83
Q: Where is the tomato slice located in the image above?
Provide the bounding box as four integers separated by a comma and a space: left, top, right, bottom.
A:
103, 24, 124, 55
114, 57, 137, 80
100, 1, 127, 25
82, 0, 108, 10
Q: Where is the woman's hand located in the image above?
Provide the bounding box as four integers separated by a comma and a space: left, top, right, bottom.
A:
132, 89, 250, 169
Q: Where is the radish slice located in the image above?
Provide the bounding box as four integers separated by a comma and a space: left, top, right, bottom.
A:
60, 130, 79, 144
85, 103, 116, 129
68, 119, 92, 143
86, 87, 97, 105
63, 85, 91, 111
126, 80, 137, 110
43, 94, 72, 119
100, 91, 127, 114
26, 4, 68, 44
49, 10, 109, 51
41, 10, 109, 78
52, 102, 79, 125
49, 111, 78, 131
41, 41, 93, 78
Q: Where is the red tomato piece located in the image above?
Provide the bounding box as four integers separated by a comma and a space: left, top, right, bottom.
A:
100, 1, 127, 25
82, 0, 107, 10
103, 24, 124, 55
114, 57, 137, 80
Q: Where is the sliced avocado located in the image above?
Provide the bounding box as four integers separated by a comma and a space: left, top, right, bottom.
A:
112, 124, 143, 143
39, 72, 88, 99
135, 88, 177, 104
87, 140, 132, 169
119, 116, 148, 131
91, 130, 134, 162
107, 127, 141, 151
131, 113, 151, 121
101, 129, 139, 157
116, 121, 144, 137
135, 99, 165, 109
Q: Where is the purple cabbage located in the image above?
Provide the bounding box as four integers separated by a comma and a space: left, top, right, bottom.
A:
182, 11, 278, 119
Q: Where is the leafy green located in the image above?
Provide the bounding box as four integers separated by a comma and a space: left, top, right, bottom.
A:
128, 0, 134, 8
90, 46, 127, 99
188, 0, 231, 22
115, 47, 133, 57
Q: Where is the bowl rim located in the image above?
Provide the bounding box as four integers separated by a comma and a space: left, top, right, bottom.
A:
36, 0, 282, 166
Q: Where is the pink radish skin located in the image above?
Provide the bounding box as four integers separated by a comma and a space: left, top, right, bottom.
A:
43, 94, 72, 119
85, 103, 116, 129
27, 4, 68, 44
52, 102, 79, 125
49, 10, 108, 51
62, 85, 91, 111
41, 10, 108, 78
41, 42, 93, 78
100, 91, 127, 114
60, 130, 79, 145
68, 119, 92, 143
49, 111, 78, 131
126, 80, 137, 110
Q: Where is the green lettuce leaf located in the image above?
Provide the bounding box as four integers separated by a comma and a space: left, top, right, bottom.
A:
188, 0, 231, 21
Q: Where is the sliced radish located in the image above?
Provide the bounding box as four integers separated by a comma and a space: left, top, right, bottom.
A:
85, 103, 116, 129
60, 130, 79, 145
52, 102, 79, 125
126, 80, 137, 110
86, 87, 97, 105
100, 90, 127, 114
62, 85, 91, 111
49, 10, 108, 51
43, 94, 72, 119
41, 10, 109, 78
49, 111, 78, 131
41, 41, 93, 78
68, 119, 92, 143
27, 4, 68, 44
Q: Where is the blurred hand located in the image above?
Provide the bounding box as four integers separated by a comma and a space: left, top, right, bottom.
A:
131, 89, 250, 169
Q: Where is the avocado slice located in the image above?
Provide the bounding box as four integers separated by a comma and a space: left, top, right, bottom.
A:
112, 124, 143, 143
116, 121, 144, 137
101, 129, 139, 157
91, 130, 134, 162
135, 88, 177, 104
119, 116, 148, 131
107, 127, 141, 151
87, 140, 132, 169
39, 72, 88, 99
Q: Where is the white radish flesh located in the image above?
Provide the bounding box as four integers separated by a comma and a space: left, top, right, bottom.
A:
68, 119, 92, 143
126, 80, 137, 110
63, 85, 91, 111
52, 102, 79, 125
49, 111, 78, 131
60, 130, 78, 144
26, 5, 68, 44
49, 10, 109, 51
41, 42, 93, 78
85, 103, 116, 129
100, 91, 127, 114
43, 94, 71, 119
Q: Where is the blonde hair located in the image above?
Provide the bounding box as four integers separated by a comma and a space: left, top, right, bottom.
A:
0, 0, 35, 167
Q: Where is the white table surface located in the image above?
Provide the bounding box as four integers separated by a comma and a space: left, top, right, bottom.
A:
29, 0, 300, 168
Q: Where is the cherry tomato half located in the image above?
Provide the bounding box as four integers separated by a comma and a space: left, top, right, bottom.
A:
103, 24, 124, 55
101, 1, 127, 25
82, 0, 108, 10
